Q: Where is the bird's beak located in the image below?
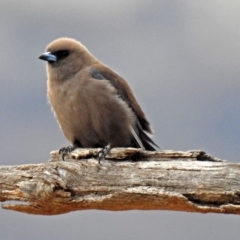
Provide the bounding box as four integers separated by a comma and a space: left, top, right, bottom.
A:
38, 52, 57, 62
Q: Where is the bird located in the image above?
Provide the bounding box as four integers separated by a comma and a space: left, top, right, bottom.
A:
39, 37, 158, 162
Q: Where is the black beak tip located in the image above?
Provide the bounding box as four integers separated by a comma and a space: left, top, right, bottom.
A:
38, 55, 46, 60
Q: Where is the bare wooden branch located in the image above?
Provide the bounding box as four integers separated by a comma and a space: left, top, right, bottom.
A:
0, 148, 240, 215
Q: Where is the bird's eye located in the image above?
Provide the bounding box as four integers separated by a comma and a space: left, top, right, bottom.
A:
61, 51, 69, 56
55, 50, 70, 60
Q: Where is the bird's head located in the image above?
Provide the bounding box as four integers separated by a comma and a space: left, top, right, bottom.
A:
39, 38, 97, 81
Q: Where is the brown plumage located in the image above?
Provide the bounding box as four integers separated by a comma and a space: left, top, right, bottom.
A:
39, 38, 158, 159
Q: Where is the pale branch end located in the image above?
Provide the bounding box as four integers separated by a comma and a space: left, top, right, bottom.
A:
0, 148, 240, 215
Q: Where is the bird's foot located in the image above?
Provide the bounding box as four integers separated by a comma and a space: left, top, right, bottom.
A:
59, 145, 78, 160
97, 144, 111, 164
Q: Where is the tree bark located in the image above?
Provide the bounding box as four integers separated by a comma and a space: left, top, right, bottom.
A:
0, 148, 240, 215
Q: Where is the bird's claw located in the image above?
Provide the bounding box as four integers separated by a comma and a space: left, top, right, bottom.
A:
59, 145, 77, 160
97, 144, 111, 164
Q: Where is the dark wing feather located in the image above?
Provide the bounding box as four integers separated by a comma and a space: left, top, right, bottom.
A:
131, 120, 159, 150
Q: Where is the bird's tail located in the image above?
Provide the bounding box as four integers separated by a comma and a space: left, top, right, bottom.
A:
130, 124, 159, 151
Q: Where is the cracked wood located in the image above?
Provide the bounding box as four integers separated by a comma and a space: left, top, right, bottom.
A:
0, 148, 240, 215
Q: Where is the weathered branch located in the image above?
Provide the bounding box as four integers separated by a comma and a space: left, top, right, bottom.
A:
0, 148, 240, 215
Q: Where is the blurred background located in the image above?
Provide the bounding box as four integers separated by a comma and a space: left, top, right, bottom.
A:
0, 0, 240, 239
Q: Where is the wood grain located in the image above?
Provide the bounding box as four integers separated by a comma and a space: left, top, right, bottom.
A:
0, 148, 239, 215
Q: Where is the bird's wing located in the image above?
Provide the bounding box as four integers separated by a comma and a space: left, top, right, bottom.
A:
89, 64, 152, 133
89, 65, 159, 151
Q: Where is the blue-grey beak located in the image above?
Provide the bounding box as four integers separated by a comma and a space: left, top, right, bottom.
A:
39, 52, 57, 62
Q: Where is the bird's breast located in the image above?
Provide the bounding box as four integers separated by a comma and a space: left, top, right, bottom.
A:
47, 78, 92, 143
